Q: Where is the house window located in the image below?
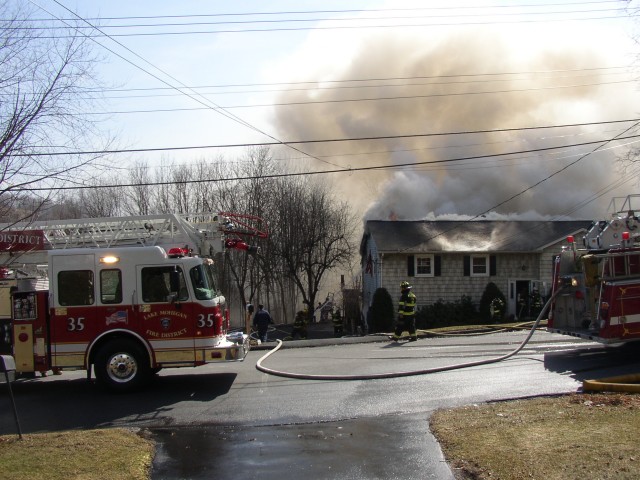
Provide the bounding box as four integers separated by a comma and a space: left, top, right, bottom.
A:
415, 255, 434, 277
471, 255, 489, 277
408, 255, 441, 277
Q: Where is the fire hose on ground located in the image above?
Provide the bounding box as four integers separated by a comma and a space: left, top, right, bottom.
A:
256, 288, 565, 381
582, 374, 640, 393
415, 321, 542, 337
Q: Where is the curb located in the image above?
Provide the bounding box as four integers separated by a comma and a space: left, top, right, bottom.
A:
250, 334, 389, 350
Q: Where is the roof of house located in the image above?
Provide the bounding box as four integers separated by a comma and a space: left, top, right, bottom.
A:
362, 220, 594, 254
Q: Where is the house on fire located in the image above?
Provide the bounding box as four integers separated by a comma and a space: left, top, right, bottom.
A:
360, 219, 593, 320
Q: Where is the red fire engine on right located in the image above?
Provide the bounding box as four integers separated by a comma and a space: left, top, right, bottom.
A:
550, 195, 640, 344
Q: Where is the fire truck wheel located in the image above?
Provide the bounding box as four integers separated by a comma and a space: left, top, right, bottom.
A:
94, 339, 151, 391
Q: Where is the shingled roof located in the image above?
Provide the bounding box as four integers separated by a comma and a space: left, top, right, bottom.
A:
362, 220, 593, 254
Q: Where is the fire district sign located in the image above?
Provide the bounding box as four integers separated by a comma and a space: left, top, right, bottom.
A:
0, 231, 45, 252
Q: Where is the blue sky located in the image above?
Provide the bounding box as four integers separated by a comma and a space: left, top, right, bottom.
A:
37, 1, 640, 220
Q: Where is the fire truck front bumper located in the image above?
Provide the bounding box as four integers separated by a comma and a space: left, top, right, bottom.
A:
208, 332, 250, 362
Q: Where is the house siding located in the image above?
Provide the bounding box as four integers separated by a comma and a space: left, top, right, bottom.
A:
378, 252, 542, 311
539, 242, 563, 288
360, 220, 590, 322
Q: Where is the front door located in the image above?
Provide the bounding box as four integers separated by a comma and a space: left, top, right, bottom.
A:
508, 279, 544, 320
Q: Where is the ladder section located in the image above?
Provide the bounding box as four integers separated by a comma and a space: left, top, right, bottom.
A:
0, 214, 224, 253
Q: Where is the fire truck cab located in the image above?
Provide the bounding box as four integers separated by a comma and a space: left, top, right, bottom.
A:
549, 195, 640, 344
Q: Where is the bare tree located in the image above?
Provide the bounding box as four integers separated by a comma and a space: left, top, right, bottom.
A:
47, 193, 83, 220
215, 147, 278, 322
153, 160, 174, 214
79, 175, 124, 218
0, 1, 112, 224
270, 175, 357, 321
189, 158, 217, 213
123, 161, 153, 216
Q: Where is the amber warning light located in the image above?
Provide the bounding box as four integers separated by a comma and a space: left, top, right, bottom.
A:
99, 255, 119, 264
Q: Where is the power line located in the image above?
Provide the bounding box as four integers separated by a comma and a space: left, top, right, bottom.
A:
13, 2, 636, 227
74, 65, 634, 93
16, 2, 634, 38
4, 67, 632, 106
14, 5, 631, 30
19, 133, 640, 192
54, 78, 635, 115
83, 125, 633, 175
467, 122, 640, 220
11, 118, 640, 157
31, 14, 639, 39
467, 162, 640, 251
13, 1, 625, 22
40, 0, 345, 170
398, 121, 640, 250
6, 68, 626, 99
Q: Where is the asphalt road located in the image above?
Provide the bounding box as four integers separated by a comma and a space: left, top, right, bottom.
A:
1, 330, 639, 479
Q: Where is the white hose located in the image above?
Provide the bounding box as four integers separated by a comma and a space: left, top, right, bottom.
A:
256, 288, 563, 381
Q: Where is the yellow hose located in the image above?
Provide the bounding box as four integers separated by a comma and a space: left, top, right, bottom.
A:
583, 374, 640, 393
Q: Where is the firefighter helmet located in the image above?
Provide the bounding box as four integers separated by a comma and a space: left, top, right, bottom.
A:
400, 281, 411, 290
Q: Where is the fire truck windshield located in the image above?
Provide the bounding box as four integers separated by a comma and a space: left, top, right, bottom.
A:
189, 263, 217, 300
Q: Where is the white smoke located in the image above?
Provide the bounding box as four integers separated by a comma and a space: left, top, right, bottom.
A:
267, 8, 640, 222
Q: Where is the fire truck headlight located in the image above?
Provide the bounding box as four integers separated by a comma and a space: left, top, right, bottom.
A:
99, 255, 120, 264
560, 276, 579, 287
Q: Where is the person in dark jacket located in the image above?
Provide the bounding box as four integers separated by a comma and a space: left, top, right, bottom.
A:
252, 304, 273, 342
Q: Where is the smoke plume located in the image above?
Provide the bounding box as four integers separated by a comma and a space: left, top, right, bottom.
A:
269, 20, 640, 222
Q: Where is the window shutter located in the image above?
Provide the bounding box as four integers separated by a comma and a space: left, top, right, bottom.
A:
407, 255, 415, 277
434, 255, 441, 276
463, 255, 470, 276
490, 255, 497, 276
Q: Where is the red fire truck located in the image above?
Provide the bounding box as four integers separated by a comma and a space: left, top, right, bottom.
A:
549, 195, 640, 344
0, 213, 267, 391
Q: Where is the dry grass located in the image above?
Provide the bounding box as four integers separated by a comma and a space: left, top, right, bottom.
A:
0, 428, 154, 480
430, 393, 640, 480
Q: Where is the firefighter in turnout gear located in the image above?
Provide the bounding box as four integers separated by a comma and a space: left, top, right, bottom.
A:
291, 309, 308, 340
332, 308, 344, 337
392, 281, 418, 342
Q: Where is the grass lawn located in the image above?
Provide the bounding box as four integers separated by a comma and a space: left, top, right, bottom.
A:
430, 393, 640, 480
0, 428, 154, 480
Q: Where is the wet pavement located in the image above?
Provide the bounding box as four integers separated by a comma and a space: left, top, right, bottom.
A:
149, 413, 453, 480
149, 321, 454, 479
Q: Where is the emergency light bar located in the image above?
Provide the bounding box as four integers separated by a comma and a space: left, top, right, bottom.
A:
167, 247, 190, 258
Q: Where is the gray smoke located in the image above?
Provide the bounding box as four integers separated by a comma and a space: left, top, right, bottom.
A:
271, 24, 639, 222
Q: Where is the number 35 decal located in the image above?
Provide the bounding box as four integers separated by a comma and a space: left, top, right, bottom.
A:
67, 317, 85, 331
197, 313, 215, 328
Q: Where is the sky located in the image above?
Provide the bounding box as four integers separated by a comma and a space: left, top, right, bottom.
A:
36, 0, 640, 223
